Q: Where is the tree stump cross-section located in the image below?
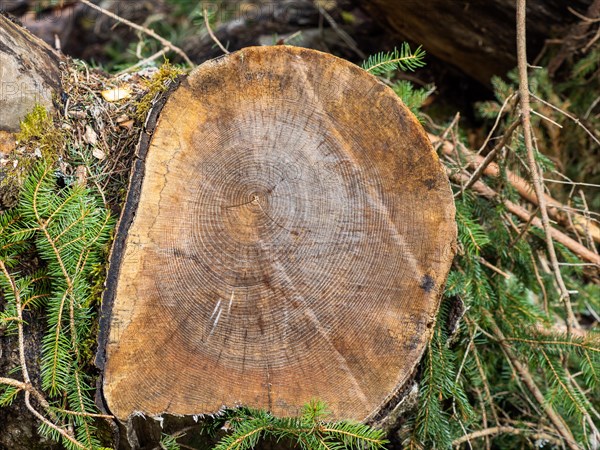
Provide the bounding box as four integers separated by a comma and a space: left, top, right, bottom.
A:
97, 46, 456, 422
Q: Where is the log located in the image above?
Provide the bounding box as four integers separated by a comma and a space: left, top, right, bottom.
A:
355, 0, 593, 85
0, 14, 62, 132
96, 46, 457, 423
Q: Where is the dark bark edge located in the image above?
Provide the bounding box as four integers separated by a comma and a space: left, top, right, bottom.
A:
94, 76, 184, 410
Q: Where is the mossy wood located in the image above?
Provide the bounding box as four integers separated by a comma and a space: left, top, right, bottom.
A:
97, 46, 456, 422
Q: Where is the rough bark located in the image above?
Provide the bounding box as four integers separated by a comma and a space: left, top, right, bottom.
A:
97, 46, 457, 423
355, 0, 593, 85
0, 13, 62, 132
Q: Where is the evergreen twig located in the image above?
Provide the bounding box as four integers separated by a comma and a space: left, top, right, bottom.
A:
1, 161, 114, 449
362, 43, 426, 75
0, 262, 84, 449
487, 314, 579, 450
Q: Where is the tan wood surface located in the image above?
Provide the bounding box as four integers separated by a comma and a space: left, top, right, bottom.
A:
99, 46, 456, 422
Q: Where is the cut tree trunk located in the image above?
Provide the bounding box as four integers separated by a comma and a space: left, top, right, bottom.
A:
0, 14, 456, 446
355, 0, 593, 85
96, 46, 457, 424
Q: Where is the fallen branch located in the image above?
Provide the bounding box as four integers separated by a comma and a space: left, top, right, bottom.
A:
533, 324, 590, 340
447, 169, 600, 266
452, 425, 561, 447
431, 133, 600, 244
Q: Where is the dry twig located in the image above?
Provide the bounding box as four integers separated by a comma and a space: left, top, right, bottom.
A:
475, 93, 517, 155
516, 0, 577, 332
203, 6, 229, 55
117, 47, 170, 75
432, 134, 600, 243
530, 93, 600, 147
78, 0, 194, 67
447, 169, 600, 266
457, 119, 520, 196
314, 2, 366, 59
452, 425, 561, 447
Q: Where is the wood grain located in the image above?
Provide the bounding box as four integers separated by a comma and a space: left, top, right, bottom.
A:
98, 46, 456, 422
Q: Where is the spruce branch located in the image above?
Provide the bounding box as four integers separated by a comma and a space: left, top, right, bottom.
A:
25, 391, 86, 450
504, 336, 600, 353
486, 314, 579, 450
445, 168, 600, 265
362, 43, 426, 75
0, 261, 83, 448
212, 402, 387, 450
1, 162, 114, 449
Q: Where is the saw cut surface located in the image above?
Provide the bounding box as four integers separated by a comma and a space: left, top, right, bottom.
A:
100, 46, 456, 421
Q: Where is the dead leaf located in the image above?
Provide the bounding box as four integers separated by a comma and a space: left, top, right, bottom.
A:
76, 165, 87, 187
101, 87, 132, 102
119, 119, 135, 130
92, 148, 106, 160
69, 110, 87, 119
83, 125, 98, 146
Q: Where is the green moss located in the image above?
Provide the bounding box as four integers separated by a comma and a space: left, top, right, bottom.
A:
135, 61, 185, 122
15, 105, 63, 158
16, 105, 51, 142
0, 105, 64, 208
